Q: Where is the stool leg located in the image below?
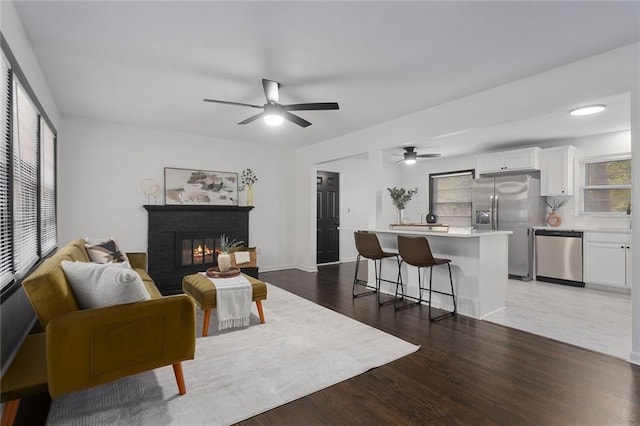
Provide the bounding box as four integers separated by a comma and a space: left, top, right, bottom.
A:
353, 255, 376, 298
1, 399, 20, 426
256, 300, 266, 324
448, 263, 457, 314
202, 309, 211, 337
429, 264, 456, 322
378, 258, 401, 306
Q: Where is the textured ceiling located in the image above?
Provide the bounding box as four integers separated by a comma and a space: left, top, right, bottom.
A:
13, 1, 640, 150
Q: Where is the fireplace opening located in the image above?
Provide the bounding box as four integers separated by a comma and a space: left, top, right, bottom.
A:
180, 237, 219, 267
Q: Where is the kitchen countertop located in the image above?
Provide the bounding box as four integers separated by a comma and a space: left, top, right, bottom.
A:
533, 226, 631, 234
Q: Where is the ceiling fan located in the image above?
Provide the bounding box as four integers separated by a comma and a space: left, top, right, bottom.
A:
396, 146, 441, 164
203, 79, 339, 128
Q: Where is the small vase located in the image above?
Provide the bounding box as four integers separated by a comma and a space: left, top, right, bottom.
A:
217, 252, 232, 272
397, 208, 405, 224
246, 185, 254, 207
547, 209, 562, 227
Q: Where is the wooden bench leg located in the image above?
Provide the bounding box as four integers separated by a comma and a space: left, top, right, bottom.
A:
202, 309, 211, 337
1, 399, 20, 426
172, 363, 186, 395
255, 300, 266, 324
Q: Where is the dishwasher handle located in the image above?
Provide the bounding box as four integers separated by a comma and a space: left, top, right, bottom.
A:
534, 230, 583, 238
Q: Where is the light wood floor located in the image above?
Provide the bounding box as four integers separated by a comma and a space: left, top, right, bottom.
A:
484, 278, 632, 360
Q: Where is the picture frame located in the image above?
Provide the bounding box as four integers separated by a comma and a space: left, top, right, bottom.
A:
164, 167, 239, 206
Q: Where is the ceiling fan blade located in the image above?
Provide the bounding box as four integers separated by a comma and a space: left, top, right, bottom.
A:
417, 153, 442, 158
203, 99, 262, 109
283, 111, 312, 127
284, 102, 339, 111
262, 79, 280, 103
238, 112, 264, 125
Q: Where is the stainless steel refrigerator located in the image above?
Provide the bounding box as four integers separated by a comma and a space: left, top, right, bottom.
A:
472, 174, 544, 281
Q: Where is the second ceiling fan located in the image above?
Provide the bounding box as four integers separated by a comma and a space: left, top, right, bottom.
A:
203, 79, 339, 128
397, 146, 441, 164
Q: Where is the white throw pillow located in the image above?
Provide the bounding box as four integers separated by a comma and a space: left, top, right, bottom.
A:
61, 260, 151, 310
84, 237, 129, 264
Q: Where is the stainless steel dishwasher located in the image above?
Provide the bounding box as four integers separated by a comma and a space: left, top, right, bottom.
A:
535, 230, 584, 287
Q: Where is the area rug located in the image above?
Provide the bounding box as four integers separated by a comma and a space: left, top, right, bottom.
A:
47, 283, 420, 425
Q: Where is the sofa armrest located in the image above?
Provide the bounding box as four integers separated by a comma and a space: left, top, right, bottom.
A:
126, 252, 147, 271
45, 295, 195, 398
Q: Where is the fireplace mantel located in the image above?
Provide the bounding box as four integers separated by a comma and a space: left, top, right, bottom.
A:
144, 204, 255, 295
143, 205, 254, 212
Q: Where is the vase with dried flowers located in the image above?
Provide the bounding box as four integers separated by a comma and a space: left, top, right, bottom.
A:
387, 187, 418, 224
239, 169, 258, 206
545, 197, 569, 227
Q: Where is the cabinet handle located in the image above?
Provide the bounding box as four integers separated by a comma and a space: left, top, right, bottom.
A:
621, 246, 625, 249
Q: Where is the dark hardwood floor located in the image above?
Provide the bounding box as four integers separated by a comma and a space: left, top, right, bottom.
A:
243, 263, 639, 425
13, 262, 639, 425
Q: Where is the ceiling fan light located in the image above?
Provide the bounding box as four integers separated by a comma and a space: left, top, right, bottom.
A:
404, 158, 417, 165
569, 104, 606, 116
264, 114, 284, 126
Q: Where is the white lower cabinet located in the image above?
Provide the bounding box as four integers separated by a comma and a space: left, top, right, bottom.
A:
583, 232, 632, 288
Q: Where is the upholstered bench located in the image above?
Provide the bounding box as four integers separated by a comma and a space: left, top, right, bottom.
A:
182, 273, 267, 337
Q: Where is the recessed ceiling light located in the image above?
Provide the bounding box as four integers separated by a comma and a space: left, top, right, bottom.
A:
569, 104, 606, 116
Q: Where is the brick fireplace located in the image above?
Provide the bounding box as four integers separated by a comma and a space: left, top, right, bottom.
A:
144, 205, 255, 295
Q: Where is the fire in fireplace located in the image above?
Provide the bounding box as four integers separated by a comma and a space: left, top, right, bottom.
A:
179, 236, 220, 267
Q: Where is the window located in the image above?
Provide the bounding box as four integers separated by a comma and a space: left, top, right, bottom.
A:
0, 55, 11, 288
429, 170, 474, 227
583, 157, 631, 214
0, 45, 57, 293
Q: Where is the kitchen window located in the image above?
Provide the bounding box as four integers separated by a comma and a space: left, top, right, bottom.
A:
582, 156, 631, 214
429, 170, 474, 227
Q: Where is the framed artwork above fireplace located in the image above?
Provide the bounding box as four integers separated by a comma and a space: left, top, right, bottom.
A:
164, 167, 239, 206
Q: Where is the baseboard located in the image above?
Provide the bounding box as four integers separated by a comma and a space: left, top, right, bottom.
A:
340, 257, 358, 263
258, 264, 297, 273
295, 264, 319, 273
629, 351, 640, 366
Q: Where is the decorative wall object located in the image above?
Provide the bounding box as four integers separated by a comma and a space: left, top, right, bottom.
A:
140, 178, 160, 205
164, 168, 238, 206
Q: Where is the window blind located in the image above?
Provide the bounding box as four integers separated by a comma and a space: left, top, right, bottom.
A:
13, 80, 39, 278
430, 170, 474, 227
0, 56, 12, 288
40, 118, 56, 254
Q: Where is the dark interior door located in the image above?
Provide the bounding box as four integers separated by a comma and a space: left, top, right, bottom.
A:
317, 171, 340, 264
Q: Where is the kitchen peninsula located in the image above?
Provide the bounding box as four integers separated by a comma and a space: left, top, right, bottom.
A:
371, 228, 512, 319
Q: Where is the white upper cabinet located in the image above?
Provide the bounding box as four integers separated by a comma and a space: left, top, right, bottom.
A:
540, 145, 575, 196
476, 147, 541, 175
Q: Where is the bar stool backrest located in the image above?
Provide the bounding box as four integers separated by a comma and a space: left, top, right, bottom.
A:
397, 235, 435, 267
354, 231, 386, 260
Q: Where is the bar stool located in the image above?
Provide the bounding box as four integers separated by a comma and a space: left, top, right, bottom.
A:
353, 231, 402, 306
396, 235, 456, 321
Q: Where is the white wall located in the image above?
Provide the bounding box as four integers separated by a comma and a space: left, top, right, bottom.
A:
58, 116, 296, 271
0, 1, 61, 127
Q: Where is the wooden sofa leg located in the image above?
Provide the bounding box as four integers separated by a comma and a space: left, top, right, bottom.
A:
1, 399, 20, 426
256, 300, 266, 324
172, 363, 186, 395
202, 309, 211, 337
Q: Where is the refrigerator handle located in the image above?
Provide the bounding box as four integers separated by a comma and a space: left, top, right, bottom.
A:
489, 195, 494, 230
494, 195, 499, 230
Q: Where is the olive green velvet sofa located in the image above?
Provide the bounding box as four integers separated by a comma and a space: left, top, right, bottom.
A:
21, 239, 196, 398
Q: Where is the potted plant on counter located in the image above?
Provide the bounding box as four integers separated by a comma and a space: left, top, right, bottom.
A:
387, 187, 418, 224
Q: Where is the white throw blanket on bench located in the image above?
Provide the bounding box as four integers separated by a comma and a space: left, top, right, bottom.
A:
200, 273, 252, 330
